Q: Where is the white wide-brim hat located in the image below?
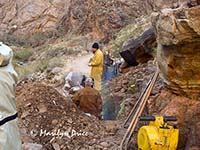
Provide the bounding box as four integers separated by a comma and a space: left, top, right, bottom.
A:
0, 42, 12, 67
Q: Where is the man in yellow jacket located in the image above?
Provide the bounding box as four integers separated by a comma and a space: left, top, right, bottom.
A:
88, 43, 104, 91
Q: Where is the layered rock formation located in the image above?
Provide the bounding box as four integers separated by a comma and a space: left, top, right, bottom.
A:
1, 0, 199, 44
0, 0, 155, 44
0, 0, 70, 36
153, 0, 200, 10
60, 0, 154, 42
153, 2, 200, 149
155, 4, 200, 98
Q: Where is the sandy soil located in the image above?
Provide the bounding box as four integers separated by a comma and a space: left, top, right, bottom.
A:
62, 53, 93, 77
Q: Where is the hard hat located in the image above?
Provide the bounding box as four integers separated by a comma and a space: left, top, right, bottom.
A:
0, 42, 12, 67
85, 77, 94, 86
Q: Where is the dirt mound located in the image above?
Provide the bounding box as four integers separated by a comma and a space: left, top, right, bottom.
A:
16, 81, 106, 150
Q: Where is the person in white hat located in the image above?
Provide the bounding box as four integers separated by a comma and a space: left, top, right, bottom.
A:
0, 42, 21, 150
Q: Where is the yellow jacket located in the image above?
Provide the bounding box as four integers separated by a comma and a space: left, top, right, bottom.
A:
90, 49, 104, 79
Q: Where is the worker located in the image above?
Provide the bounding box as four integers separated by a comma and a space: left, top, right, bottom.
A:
0, 42, 21, 149
88, 42, 104, 91
102, 52, 117, 85
73, 78, 102, 119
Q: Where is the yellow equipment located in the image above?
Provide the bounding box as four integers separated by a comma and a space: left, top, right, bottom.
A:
138, 116, 179, 150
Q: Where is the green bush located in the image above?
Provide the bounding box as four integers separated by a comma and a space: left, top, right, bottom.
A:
15, 65, 35, 79
36, 59, 49, 72
14, 50, 33, 62
105, 16, 151, 58
48, 57, 64, 69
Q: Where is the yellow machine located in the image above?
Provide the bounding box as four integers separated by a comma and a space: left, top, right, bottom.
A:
138, 116, 179, 150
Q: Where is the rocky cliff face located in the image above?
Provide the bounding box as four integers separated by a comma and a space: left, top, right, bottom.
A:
1, 0, 199, 44
0, 0, 70, 37
60, 0, 154, 42
152, 2, 200, 149
153, 0, 200, 10
2, 0, 198, 45
155, 4, 200, 98
0, 0, 155, 44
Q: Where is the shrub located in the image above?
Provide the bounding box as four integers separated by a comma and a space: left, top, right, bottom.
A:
36, 59, 49, 72
14, 49, 33, 62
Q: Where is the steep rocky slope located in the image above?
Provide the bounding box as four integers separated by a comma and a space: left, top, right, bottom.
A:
60, 0, 154, 42
1, 0, 199, 45
0, 0, 70, 38
16, 81, 114, 150
1, 0, 199, 150
0, 0, 154, 45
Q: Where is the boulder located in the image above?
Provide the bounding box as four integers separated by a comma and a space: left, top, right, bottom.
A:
155, 5, 200, 98
120, 28, 156, 65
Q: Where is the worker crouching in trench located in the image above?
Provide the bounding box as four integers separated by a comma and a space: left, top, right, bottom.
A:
73, 78, 102, 119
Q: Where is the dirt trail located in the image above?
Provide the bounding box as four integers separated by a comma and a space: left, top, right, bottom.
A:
63, 53, 93, 76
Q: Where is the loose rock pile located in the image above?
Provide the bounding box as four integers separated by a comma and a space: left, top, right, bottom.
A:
16, 60, 163, 150
102, 60, 164, 119
100, 60, 164, 149
16, 58, 199, 150
16, 81, 108, 150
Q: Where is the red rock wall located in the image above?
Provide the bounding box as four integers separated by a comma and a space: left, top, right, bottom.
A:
155, 5, 200, 98
0, 0, 70, 36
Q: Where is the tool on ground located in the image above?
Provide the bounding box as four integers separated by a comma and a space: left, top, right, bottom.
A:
138, 116, 179, 150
